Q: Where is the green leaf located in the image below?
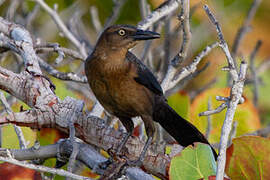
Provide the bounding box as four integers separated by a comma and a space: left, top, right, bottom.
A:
1, 125, 36, 149
169, 143, 216, 180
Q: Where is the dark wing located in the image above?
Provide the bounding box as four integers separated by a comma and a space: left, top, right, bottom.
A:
126, 51, 163, 96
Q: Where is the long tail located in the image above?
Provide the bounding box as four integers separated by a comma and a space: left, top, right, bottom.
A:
153, 97, 218, 160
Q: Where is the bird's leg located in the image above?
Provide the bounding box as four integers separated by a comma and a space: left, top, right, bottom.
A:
99, 117, 134, 169
115, 131, 132, 155
127, 115, 155, 166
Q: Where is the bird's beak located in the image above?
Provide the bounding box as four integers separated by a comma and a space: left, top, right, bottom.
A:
132, 29, 160, 40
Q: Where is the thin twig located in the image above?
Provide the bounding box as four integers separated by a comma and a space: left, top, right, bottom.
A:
246, 125, 270, 137
138, 0, 181, 30
104, 0, 128, 29
228, 121, 237, 146
205, 98, 212, 139
25, 4, 40, 30
6, 0, 20, 21
139, 0, 148, 19
89, 6, 102, 33
199, 103, 227, 116
0, 92, 27, 149
163, 15, 172, 72
204, 5, 238, 81
171, 0, 191, 66
33, 0, 87, 58
250, 40, 262, 107
188, 76, 217, 99
0, 156, 92, 180
35, 44, 84, 61
257, 58, 270, 74
162, 42, 218, 92
38, 57, 87, 83
231, 0, 262, 60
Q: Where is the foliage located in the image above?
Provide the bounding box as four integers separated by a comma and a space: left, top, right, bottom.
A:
226, 136, 270, 180
169, 143, 216, 180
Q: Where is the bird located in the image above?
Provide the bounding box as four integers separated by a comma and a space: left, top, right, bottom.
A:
84, 25, 218, 166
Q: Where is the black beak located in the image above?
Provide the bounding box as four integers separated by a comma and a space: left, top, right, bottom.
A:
132, 29, 160, 40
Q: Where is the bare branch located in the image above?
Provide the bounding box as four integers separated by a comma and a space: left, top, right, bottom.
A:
199, 103, 227, 116
139, 0, 149, 19
250, 40, 262, 107
25, 4, 40, 30
232, 0, 262, 60
228, 121, 237, 146
257, 58, 270, 74
217, 61, 247, 179
35, 44, 84, 61
6, 0, 20, 21
162, 42, 218, 92
216, 96, 229, 102
104, 0, 128, 29
171, 0, 191, 66
89, 6, 102, 33
0, 17, 42, 75
33, 0, 87, 58
0, 156, 92, 180
246, 125, 270, 137
204, 5, 248, 179
138, 0, 181, 30
204, 5, 238, 81
38, 57, 87, 83
205, 98, 212, 139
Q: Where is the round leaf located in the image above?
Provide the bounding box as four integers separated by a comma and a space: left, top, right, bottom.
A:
169, 143, 217, 180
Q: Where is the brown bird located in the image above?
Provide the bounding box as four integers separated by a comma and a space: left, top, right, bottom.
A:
85, 25, 217, 166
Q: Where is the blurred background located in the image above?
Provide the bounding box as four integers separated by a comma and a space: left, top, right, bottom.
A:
0, 0, 269, 179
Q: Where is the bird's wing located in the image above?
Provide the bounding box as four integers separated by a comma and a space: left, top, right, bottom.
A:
126, 51, 163, 96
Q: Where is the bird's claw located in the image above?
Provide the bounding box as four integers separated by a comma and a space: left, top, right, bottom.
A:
124, 157, 143, 167
98, 158, 113, 170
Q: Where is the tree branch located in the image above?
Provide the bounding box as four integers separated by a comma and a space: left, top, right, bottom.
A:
33, 0, 87, 58
204, 5, 248, 180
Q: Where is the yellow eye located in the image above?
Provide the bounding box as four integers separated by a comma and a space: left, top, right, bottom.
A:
118, 29, 125, 36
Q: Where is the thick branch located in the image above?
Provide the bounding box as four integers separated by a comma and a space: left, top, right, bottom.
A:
0, 17, 172, 178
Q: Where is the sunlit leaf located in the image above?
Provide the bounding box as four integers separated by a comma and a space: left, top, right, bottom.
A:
226, 136, 270, 180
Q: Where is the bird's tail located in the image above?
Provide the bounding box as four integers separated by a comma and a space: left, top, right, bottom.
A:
153, 97, 218, 160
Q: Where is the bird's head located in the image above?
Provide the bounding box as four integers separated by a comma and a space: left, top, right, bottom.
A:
97, 25, 160, 50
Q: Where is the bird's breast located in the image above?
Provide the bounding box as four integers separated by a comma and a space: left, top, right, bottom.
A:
85, 58, 153, 117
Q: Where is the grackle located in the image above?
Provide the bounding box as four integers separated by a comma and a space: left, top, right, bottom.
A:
85, 25, 217, 165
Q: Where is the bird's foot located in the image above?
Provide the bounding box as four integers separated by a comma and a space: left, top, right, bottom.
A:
98, 148, 126, 170
124, 157, 143, 167
98, 158, 113, 170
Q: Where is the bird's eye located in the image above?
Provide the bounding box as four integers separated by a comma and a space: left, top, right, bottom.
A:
118, 29, 126, 36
